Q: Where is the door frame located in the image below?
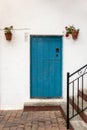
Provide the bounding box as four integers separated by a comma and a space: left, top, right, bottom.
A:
30, 35, 63, 98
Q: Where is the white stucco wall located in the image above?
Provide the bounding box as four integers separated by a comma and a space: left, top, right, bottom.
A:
0, 0, 87, 109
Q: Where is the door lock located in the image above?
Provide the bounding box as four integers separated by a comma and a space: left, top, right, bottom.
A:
56, 48, 59, 52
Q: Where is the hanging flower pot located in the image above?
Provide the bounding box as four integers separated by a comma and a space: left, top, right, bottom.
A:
5, 32, 12, 41
65, 25, 79, 40
72, 30, 79, 40
4, 26, 13, 41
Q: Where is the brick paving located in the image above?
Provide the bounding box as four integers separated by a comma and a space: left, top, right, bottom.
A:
0, 110, 67, 130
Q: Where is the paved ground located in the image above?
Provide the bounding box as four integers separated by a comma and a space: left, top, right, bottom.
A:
0, 110, 67, 130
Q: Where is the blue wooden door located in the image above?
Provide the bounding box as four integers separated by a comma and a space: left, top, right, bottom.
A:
30, 36, 62, 98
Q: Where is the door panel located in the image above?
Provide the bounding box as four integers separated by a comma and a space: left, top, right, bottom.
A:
30, 36, 62, 98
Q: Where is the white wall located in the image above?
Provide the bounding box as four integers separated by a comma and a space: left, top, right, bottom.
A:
0, 0, 87, 109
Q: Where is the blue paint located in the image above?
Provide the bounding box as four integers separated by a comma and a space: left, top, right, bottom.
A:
30, 36, 62, 98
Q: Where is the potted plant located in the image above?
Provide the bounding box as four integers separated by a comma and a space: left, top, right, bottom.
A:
4, 26, 13, 41
65, 25, 79, 40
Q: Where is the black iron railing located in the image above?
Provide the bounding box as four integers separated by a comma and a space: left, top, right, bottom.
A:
67, 64, 87, 129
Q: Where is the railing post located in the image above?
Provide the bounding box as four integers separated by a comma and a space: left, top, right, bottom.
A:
67, 72, 70, 129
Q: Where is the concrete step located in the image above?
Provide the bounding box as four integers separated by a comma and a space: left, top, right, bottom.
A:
79, 89, 87, 102
24, 99, 65, 111
71, 96, 87, 112
82, 89, 87, 96
61, 102, 87, 130
61, 102, 81, 120
71, 120, 87, 130
69, 96, 87, 122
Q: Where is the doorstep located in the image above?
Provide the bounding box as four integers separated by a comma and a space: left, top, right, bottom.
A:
24, 98, 65, 111
24, 98, 65, 106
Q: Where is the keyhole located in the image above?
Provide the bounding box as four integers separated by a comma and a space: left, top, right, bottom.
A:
56, 48, 59, 52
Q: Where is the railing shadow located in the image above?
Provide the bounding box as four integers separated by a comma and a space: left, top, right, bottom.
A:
67, 64, 87, 129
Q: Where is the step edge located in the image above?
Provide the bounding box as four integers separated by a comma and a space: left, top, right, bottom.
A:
79, 90, 87, 102
69, 97, 87, 123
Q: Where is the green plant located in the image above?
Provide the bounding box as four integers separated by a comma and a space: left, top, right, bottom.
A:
65, 25, 79, 37
4, 26, 13, 41
4, 26, 13, 33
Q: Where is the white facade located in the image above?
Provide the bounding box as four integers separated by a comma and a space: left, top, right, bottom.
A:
0, 0, 87, 109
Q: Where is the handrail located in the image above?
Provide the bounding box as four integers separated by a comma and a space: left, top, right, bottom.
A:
67, 64, 87, 129
69, 64, 87, 77
69, 72, 87, 84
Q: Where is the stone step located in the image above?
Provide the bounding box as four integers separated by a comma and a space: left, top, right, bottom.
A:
82, 89, 87, 96
69, 96, 87, 122
71, 120, 87, 130
79, 89, 87, 102
71, 96, 87, 112
61, 102, 82, 120
61, 102, 87, 130
24, 99, 65, 111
